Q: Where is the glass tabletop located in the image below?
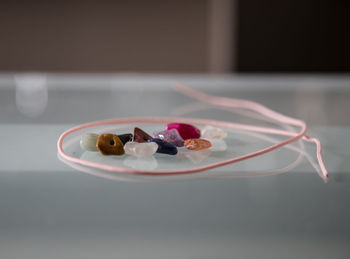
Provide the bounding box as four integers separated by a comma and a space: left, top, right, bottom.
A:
0, 73, 349, 258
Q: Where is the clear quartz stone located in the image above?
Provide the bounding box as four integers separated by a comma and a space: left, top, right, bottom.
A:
124, 142, 158, 157
201, 126, 227, 139
80, 133, 99, 151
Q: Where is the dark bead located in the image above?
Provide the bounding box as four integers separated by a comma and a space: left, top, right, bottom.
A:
118, 133, 133, 145
148, 138, 178, 155
134, 127, 152, 143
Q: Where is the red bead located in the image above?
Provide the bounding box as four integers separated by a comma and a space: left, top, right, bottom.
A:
166, 123, 201, 140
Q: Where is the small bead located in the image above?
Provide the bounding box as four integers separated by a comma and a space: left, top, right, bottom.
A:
184, 138, 211, 151
134, 127, 152, 143
80, 133, 99, 151
166, 123, 201, 140
118, 133, 133, 145
153, 129, 184, 147
97, 134, 125, 155
148, 138, 178, 155
124, 142, 158, 157
201, 125, 227, 139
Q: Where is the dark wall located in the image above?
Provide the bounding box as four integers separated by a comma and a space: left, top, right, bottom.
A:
0, 1, 208, 72
237, 0, 350, 72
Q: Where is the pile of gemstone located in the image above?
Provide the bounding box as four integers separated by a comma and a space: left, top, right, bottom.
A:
80, 123, 227, 158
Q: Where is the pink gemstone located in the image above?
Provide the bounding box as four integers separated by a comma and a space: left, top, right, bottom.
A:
166, 123, 201, 140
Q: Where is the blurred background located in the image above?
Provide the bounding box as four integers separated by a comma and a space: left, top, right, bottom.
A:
1, 2, 350, 259
1, 0, 349, 74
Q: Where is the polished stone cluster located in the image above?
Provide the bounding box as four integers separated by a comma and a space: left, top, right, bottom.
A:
80, 123, 227, 159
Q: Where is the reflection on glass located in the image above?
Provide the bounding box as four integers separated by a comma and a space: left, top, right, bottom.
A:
123, 156, 158, 171
208, 139, 227, 152
80, 150, 106, 163
14, 73, 48, 117
177, 149, 211, 164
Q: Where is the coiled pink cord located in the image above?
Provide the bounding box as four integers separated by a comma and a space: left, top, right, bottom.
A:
174, 83, 328, 178
57, 84, 328, 178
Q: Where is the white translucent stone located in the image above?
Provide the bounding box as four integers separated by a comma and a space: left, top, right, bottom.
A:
80, 133, 99, 151
201, 125, 227, 139
124, 142, 158, 157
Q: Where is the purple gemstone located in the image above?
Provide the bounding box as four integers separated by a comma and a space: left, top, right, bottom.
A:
153, 129, 184, 147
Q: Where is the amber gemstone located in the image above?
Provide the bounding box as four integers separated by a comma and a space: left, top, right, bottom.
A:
134, 127, 152, 143
184, 138, 212, 151
97, 134, 125, 155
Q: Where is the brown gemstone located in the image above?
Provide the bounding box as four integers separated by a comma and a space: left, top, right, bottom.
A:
184, 138, 212, 151
97, 134, 125, 155
134, 127, 152, 143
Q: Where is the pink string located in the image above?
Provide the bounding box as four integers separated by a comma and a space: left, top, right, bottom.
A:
174, 83, 328, 178
57, 85, 328, 178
